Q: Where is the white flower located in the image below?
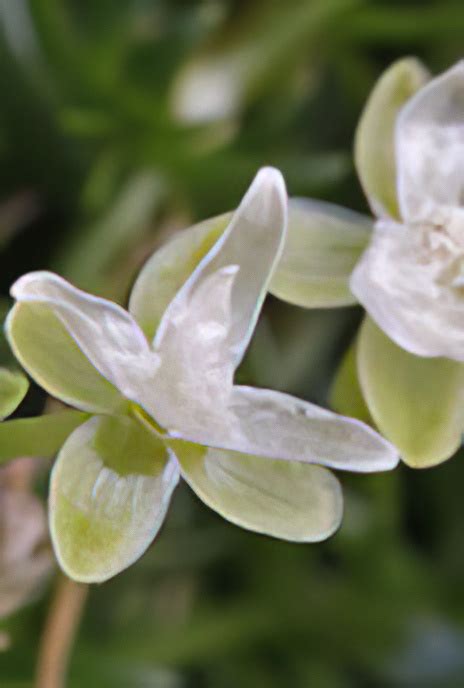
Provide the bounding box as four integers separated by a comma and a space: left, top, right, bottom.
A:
266, 59, 464, 469
6, 168, 397, 582
351, 61, 464, 361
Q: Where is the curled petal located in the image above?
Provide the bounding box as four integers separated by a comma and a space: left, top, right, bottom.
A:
396, 60, 464, 222
146, 168, 287, 432
49, 415, 179, 583
351, 220, 464, 360
10, 272, 159, 407
358, 317, 464, 467
173, 440, 342, 542
269, 198, 372, 308
355, 57, 429, 219
129, 214, 230, 339
170, 385, 398, 473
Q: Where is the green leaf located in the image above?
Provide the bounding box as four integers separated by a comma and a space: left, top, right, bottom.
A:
269, 198, 372, 308
49, 415, 179, 582
0, 368, 29, 420
129, 213, 230, 340
0, 411, 87, 464
172, 440, 343, 542
357, 317, 464, 468
330, 344, 371, 424
6, 302, 128, 415
354, 57, 429, 219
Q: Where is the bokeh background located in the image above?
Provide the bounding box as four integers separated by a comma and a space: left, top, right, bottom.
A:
2, 1, 464, 686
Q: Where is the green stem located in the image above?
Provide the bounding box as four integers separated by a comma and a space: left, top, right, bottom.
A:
0, 411, 88, 464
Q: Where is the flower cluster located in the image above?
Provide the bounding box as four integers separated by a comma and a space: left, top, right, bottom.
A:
5, 57, 459, 584
4, 169, 397, 582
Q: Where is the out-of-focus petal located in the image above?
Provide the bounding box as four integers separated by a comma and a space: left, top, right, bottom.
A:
351, 220, 464, 360
269, 198, 372, 307
357, 317, 464, 467
330, 344, 371, 424
170, 385, 398, 473
355, 57, 429, 219
396, 61, 464, 222
173, 440, 342, 542
6, 303, 126, 414
0, 488, 53, 619
0, 368, 29, 420
9, 272, 160, 407
129, 214, 230, 339
49, 415, 179, 583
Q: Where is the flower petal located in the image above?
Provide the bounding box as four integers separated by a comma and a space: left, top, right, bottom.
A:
10, 272, 160, 406
49, 415, 179, 583
6, 303, 126, 413
355, 57, 429, 219
396, 61, 464, 222
173, 440, 342, 542
145, 168, 287, 433
0, 368, 28, 420
330, 344, 371, 424
170, 385, 398, 473
269, 198, 372, 307
129, 213, 230, 339
357, 317, 464, 468
351, 220, 464, 360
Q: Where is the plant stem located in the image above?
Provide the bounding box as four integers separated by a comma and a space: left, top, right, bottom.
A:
35, 575, 88, 688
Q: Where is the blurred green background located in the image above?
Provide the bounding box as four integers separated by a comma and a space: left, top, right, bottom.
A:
2, 1, 464, 686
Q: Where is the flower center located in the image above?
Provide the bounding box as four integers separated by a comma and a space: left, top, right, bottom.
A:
414, 209, 464, 291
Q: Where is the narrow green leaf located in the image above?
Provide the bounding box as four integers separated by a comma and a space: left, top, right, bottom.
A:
0, 410, 88, 464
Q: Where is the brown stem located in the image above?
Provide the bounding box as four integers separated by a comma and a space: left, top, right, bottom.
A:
35, 575, 88, 688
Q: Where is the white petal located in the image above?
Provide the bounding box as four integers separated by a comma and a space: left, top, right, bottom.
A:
269, 198, 372, 307
351, 220, 464, 360
396, 61, 464, 222
10, 272, 160, 406
129, 213, 230, 339
174, 441, 342, 542
49, 415, 179, 583
145, 168, 287, 432
169, 385, 398, 473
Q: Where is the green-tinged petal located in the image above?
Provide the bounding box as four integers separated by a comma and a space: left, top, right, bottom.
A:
357, 317, 464, 468
0, 368, 28, 420
269, 198, 372, 308
50, 415, 179, 583
172, 441, 342, 542
129, 214, 230, 339
0, 411, 87, 464
355, 57, 429, 219
330, 344, 371, 424
6, 303, 127, 414
9, 272, 160, 408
